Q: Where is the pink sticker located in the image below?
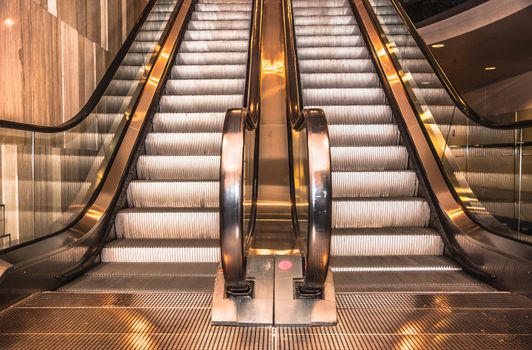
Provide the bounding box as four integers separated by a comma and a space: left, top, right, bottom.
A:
278, 260, 293, 271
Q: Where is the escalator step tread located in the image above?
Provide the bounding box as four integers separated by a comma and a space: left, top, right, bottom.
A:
330, 255, 459, 271
333, 170, 418, 197
331, 228, 443, 256
127, 180, 219, 208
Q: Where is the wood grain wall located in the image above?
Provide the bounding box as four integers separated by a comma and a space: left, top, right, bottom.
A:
0, 0, 149, 126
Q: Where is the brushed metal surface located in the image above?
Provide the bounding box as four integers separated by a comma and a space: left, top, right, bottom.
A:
0, 290, 529, 349
274, 255, 337, 325
212, 255, 274, 325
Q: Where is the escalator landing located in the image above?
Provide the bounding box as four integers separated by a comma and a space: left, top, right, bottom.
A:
0, 290, 530, 349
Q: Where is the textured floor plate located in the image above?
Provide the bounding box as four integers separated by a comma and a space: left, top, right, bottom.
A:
0, 292, 530, 349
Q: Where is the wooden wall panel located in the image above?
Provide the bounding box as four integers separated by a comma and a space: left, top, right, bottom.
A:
0, 0, 147, 125
0, 0, 24, 121
86, 1, 101, 45
61, 22, 80, 121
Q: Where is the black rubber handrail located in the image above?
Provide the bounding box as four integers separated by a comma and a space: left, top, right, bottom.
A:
386, 0, 532, 129
282, 0, 332, 296
0, 0, 157, 133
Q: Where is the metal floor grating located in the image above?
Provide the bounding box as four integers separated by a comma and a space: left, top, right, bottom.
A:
0, 292, 530, 349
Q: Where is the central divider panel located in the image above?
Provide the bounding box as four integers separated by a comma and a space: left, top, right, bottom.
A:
213, 0, 336, 326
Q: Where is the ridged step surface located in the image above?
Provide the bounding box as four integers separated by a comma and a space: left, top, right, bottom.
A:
101, 239, 220, 263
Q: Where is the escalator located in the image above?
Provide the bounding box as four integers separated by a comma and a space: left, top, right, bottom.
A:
292, 0, 489, 291
0, 0, 530, 348
61, 0, 253, 293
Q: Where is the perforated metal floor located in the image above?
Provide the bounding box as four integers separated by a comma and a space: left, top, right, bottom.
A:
0, 292, 530, 349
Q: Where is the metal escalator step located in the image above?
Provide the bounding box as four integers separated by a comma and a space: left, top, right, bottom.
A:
372, 5, 397, 15
304, 88, 386, 105
333, 170, 418, 197
171, 64, 246, 79
106, 80, 140, 96
114, 65, 146, 80
137, 155, 220, 180
299, 59, 374, 73
97, 96, 133, 113
136, 30, 164, 41
127, 180, 218, 208
85, 262, 218, 277
399, 58, 433, 73
294, 15, 354, 26
141, 20, 167, 31
187, 19, 250, 30
176, 51, 247, 65
115, 208, 218, 239
146, 12, 171, 22
184, 29, 248, 41
297, 46, 369, 59
145, 132, 222, 155
60, 273, 215, 293
333, 270, 493, 292
129, 41, 158, 53
331, 228, 443, 256
297, 35, 364, 48
293, 7, 352, 17
333, 197, 430, 228
122, 52, 152, 65
331, 255, 460, 272
165, 79, 245, 95
195, 3, 251, 11
159, 94, 243, 113
295, 24, 357, 36
101, 239, 220, 263
152, 3, 175, 12
376, 14, 403, 24
331, 146, 409, 171
301, 73, 380, 88
329, 124, 400, 146
198, 0, 250, 2
179, 39, 248, 52
379, 23, 411, 35
396, 45, 425, 59
308, 105, 393, 124
380, 33, 416, 46
152, 112, 225, 132
191, 11, 251, 20
293, 0, 348, 7
198, 0, 252, 3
